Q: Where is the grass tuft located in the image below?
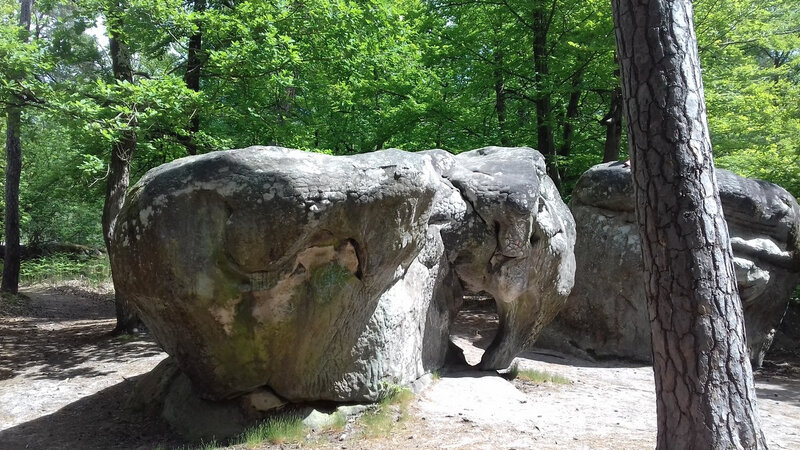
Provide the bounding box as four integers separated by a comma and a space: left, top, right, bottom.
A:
328, 411, 347, 431
507, 363, 570, 385
358, 385, 414, 438
195, 439, 219, 450
238, 414, 307, 447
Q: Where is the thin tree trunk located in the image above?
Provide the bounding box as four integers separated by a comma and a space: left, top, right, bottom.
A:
105, 15, 142, 334
611, 0, 767, 447
180, 0, 205, 155
493, 47, 510, 146
532, 6, 559, 190
558, 73, 582, 162
601, 86, 622, 162
3, 109, 22, 294
1, 0, 33, 294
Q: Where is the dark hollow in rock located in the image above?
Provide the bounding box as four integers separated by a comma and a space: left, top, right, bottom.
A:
112, 146, 576, 421
538, 162, 800, 368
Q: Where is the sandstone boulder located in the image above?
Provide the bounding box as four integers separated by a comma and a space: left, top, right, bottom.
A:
112, 146, 575, 405
538, 162, 800, 367
425, 148, 576, 369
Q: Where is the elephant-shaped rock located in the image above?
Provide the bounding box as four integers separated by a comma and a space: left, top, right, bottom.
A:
112, 146, 576, 403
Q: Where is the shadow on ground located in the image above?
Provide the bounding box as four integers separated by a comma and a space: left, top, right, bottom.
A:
756, 378, 800, 408
0, 286, 162, 382
0, 376, 180, 450
0, 319, 162, 381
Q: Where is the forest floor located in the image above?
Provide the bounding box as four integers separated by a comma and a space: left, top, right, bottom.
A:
0, 284, 799, 449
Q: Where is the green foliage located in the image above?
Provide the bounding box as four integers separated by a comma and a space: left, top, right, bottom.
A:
697, 0, 800, 197
0, 0, 797, 253
19, 253, 110, 285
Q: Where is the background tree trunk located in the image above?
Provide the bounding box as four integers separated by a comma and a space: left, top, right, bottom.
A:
611, 0, 767, 448
601, 86, 622, 162
532, 4, 559, 190
3, 107, 23, 294
2, 0, 33, 294
105, 14, 142, 334
493, 46, 510, 147
558, 73, 583, 165
180, 0, 206, 155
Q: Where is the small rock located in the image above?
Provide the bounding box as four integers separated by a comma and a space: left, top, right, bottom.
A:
244, 388, 286, 412
337, 404, 370, 416
302, 409, 338, 430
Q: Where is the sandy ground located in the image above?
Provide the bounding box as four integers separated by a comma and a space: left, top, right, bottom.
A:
0, 288, 798, 449
0, 285, 174, 449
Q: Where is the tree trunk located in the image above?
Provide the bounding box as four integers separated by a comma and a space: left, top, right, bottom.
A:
558, 73, 582, 162
601, 85, 622, 162
611, 0, 767, 448
532, 6, 559, 190
2, 108, 22, 294
105, 16, 142, 334
493, 47, 510, 146
1, 0, 33, 294
180, 0, 205, 155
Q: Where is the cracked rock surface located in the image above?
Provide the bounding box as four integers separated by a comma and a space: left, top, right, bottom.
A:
538, 162, 800, 367
111, 146, 576, 403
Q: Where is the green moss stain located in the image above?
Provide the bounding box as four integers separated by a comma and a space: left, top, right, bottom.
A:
308, 262, 353, 303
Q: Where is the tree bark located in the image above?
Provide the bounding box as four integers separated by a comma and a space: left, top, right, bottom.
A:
611, 0, 767, 448
2, 0, 33, 294
180, 0, 206, 155
3, 107, 23, 294
105, 13, 142, 334
601, 85, 622, 162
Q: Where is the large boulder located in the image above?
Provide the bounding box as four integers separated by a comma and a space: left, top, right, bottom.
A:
112, 146, 575, 405
538, 162, 800, 367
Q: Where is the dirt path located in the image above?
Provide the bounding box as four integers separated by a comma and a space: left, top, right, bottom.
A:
0, 285, 174, 449
1, 289, 798, 449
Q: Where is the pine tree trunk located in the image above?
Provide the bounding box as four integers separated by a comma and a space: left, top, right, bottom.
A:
105, 16, 142, 334
1, 0, 33, 294
611, 0, 767, 447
